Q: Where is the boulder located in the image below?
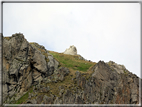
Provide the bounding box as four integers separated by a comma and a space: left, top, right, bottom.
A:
63, 45, 77, 55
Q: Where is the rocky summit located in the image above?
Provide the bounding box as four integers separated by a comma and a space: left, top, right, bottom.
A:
2, 33, 142, 106
63, 45, 77, 55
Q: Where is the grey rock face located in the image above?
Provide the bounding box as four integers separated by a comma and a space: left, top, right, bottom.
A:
32, 69, 41, 81
47, 55, 59, 76
92, 61, 118, 81
50, 61, 140, 104
75, 71, 86, 89
3, 39, 12, 60
107, 61, 128, 74
90, 61, 140, 104
32, 49, 47, 74
2, 33, 59, 103
53, 67, 70, 81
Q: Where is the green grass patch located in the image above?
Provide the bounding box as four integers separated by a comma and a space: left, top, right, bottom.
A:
14, 87, 33, 104
124, 70, 126, 73
49, 51, 95, 72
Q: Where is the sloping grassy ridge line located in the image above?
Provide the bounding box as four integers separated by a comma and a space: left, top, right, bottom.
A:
49, 51, 95, 72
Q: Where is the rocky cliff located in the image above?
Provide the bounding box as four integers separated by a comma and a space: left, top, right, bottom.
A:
2, 33, 59, 103
2, 33, 142, 105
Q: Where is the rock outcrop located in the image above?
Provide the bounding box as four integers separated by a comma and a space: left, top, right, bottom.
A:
91, 61, 140, 104
23, 61, 141, 105
2, 33, 142, 105
2, 33, 59, 103
63, 45, 77, 55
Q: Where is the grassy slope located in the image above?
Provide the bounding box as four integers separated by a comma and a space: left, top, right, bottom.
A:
44, 51, 96, 98
49, 51, 96, 72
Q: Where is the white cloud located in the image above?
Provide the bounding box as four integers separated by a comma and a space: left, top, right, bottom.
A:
3, 3, 140, 77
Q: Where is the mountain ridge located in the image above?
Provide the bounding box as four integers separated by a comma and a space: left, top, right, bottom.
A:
1, 33, 142, 105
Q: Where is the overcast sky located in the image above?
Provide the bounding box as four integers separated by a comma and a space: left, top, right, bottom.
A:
3, 3, 140, 77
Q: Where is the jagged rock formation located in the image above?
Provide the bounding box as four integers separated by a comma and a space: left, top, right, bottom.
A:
106, 61, 128, 74
91, 61, 140, 104
2, 33, 142, 105
2, 33, 59, 103
25, 61, 141, 104
63, 45, 77, 55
